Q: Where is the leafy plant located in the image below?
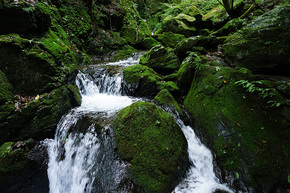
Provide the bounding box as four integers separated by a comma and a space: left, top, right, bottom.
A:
217, 0, 236, 17
235, 80, 282, 108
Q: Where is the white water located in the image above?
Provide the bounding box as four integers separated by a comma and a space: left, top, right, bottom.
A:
173, 118, 232, 193
46, 54, 232, 193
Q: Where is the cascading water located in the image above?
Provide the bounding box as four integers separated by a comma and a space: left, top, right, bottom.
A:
46, 53, 232, 193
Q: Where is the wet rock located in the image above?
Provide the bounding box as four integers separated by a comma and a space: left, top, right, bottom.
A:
0, 140, 49, 193
123, 64, 179, 97
140, 45, 180, 75
223, 6, 290, 76
184, 60, 290, 192
0, 84, 81, 144
112, 102, 188, 193
156, 14, 197, 37
154, 89, 183, 116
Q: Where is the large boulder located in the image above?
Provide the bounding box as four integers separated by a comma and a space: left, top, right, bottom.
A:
0, 84, 81, 145
184, 60, 290, 192
156, 14, 197, 37
0, 140, 49, 193
112, 102, 188, 193
123, 64, 179, 97
140, 45, 181, 75
223, 6, 290, 75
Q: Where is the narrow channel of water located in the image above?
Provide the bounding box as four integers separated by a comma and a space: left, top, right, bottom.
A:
46, 53, 232, 193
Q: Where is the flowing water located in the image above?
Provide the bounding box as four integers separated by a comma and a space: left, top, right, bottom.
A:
46, 53, 232, 193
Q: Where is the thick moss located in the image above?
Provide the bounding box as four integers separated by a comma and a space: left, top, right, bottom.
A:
155, 14, 197, 37
141, 37, 161, 50
223, 6, 290, 75
110, 45, 138, 61
176, 54, 196, 92
112, 102, 188, 193
154, 89, 183, 116
124, 64, 179, 97
157, 32, 185, 48
0, 142, 27, 185
0, 84, 81, 144
123, 64, 161, 97
184, 61, 290, 191
139, 45, 180, 75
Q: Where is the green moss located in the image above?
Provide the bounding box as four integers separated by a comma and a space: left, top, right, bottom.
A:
202, 5, 227, 23
223, 6, 290, 72
142, 37, 161, 50
184, 61, 290, 190
154, 89, 183, 116
110, 45, 138, 61
0, 145, 28, 184
155, 14, 196, 37
0, 142, 14, 157
139, 45, 180, 75
124, 64, 161, 84
156, 81, 179, 93
157, 32, 185, 48
113, 101, 188, 193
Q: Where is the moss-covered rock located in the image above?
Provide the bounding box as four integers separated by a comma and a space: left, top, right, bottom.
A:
156, 14, 197, 37
112, 101, 188, 193
121, 4, 151, 45
0, 84, 81, 145
223, 6, 290, 75
157, 32, 185, 48
175, 35, 220, 58
176, 53, 196, 93
110, 45, 138, 61
184, 61, 290, 192
124, 64, 179, 97
0, 139, 49, 192
139, 45, 180, 75
154, 89, 183, 116
0, 141, 27, 185
124, 64, 161, 97
141, 37, 161, 50
213, 18, 246, 36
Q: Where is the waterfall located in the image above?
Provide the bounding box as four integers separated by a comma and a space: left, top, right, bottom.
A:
46, 53, 232, 193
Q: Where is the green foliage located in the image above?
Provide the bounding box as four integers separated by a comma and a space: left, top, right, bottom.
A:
0, 142, 14, 158
217, 0, 235, 16
235, 80, 282, 108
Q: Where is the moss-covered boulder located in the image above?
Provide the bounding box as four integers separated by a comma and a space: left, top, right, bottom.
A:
0, 31, 78, 96
140, 45, 180, 75
0, 140, 49, 192
184, 60, 290, 192
175, 35, 220, 58
175, 53, 196, 93
223, 6, 290, 75
123, 64, 179, 97
156, 14, 197, 37
141, 37, 161, 50
157, 32, 185, 48
0, 84, 81, 145
154, 89, 183, 116
120, 4, 151, 45
112, 101, 188, 193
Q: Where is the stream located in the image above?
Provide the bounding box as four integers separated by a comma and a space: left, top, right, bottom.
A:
46, 53, 232, 193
